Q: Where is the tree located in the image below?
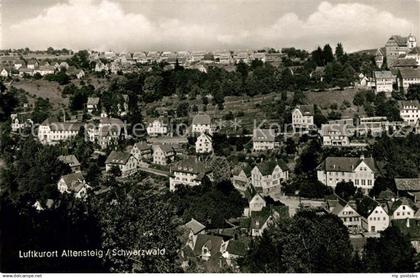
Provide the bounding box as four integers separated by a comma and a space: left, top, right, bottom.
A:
208, 156, 231, 183
299, 179, 332, 198
335, 181, 356, 200
363, 227, 416, 272
171, 181, 246, 228
407, 84, 420, 101
91, 185, 181, 272
176, 102, 189, 117
311, 47, 324, 66
353, 91, 366, 106
323, 44, 334, 64
241, 210, 354, 272
335, 43, 344, 62
143, 75, 163, 102
0, 92, 18, 121
69, 50, 90, 69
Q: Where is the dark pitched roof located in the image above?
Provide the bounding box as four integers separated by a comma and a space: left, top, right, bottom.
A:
399, 68, 420, 79
49, 122, 83, 132
255, 159, 288, 175
374, 71, 394, 79
192, 113, 211, 125
395, 178, 420, 191
154, 144, 174, 154
317, 156, 377, 173
388, 35, 408, 47
105, 151, 132, 165
250, 208, 272, 229
184, 218, 206, 235
393, 59, 418, 67
61, 172, 86, 192
295, 105, 314, 116
134, 142, 151, 151
193, 234, 224, 256
58, 155, 80, 168
253, 128, 275, 142
390, 197, 416, 214
171, 157, 210, 175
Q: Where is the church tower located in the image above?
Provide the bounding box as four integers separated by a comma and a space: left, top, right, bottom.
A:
408, 33, 416, 48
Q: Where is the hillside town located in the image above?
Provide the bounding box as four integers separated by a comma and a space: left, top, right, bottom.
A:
1, 34, 420, 273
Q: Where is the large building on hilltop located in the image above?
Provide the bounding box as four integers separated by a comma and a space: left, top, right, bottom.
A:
385, 34, 417, 68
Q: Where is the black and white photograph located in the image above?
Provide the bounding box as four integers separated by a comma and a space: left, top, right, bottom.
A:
0, 0, 420, 276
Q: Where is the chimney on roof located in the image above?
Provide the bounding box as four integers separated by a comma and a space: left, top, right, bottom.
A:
360, 154, 365, 160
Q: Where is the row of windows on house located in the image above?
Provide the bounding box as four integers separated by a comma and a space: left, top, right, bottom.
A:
342, 217, 359, 222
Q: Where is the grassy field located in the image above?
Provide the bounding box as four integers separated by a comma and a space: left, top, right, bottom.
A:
12, 79, 68, 109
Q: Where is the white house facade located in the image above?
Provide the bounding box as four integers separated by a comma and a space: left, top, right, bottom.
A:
317, 156, 377, 194
251, 160, 289, 194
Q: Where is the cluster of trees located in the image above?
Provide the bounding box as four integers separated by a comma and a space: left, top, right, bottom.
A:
372, 133, 420, 179
170, 180, 247, 228
240, 210, 417, 273
353, 91, 401, 121
0, 90, 18, 121
0, 137, 71, 203
62, 83, 96, 111
45, 70, 70, 85
407, 84, 420, 101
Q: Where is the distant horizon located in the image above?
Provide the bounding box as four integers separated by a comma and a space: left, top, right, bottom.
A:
0, 43, 398, 54
1, 0, 419, 52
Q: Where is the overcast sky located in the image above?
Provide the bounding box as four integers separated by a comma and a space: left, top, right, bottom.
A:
1, 0, 419, 52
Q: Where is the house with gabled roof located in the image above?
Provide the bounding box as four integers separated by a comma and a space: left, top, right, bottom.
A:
57, 172, 90, 199
250, 205, 289, 237
38, 119, 83, 145
222, 239, 249, 268
373, 71, 395, 94
231, 165, 251, 191
169, 157, 212, 191
399, 100, 420, 125
10, 112, 33, 132
317, 155, 377, 194
152, 144, 175, 166
105, 151, 137, 177
331, 199, 364, 234
390, 197, 417, 220
86, 97, 100, 114
26, 58, 39, 70
146, 118, 168, 137
58, 155, 81, 173
292, 105, 314, 129
252, 128, 275, 151
365, 202, 390, 233
385, 34, 416, 68
321, 123, 351, 147
195, 133, 213, 154
398, 68, 420, 92
130, 142, 152, 162
251, 159, 289, 194
0, 67, 9, 77
184, 218, 206, 236
248, 193, 266, 213
192, 113, 212, 135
